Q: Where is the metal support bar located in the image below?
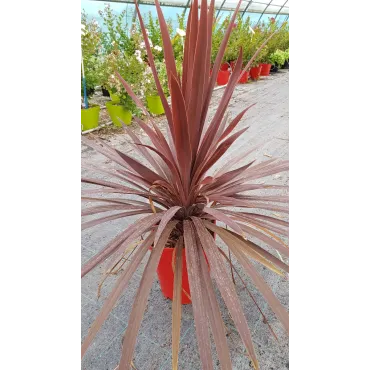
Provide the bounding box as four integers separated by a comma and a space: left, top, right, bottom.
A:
241, 1, 253, 19
182, 0, 191, 16
275, 0, 288, 18
216, 0, 227, 20
256, 0, 273, 25
131, 0, 140, 27
89, 0, 289, 16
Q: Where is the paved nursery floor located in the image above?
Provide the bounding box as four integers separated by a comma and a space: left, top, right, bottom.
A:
81, 70, 289, 370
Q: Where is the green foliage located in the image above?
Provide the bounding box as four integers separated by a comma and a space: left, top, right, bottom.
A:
211, 17, 229, 64
81, 11, 102, 97
98, 4, 137, 55
225, 15, 253, 63
146, 12, 162, 51
172, 13, 187, 62
284, 48, 289, 61
81, 7, 289, 104
269, 49, 286, 67
243, 20, 265, 66
261, 20, 289, 62
102, 49, 145, 113
143, 60, 169, 98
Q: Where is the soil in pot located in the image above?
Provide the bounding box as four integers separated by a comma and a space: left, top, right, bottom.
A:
260, 63, 272, 76
105, 101, 132, 126
81, 104, 100, 132
146, 95, 165, 115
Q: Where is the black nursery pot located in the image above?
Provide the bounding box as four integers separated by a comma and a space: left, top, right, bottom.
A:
282, 60, 289, 69
86, 87, 95, 97
270, 64, 279, 73
101, 86, 110, 97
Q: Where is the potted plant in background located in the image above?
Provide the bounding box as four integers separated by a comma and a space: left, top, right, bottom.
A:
248, 53, 262, 80
259, 46, 273, 76
282, 48, 289, 69
171, 13, 187, 63
143, 60, 168, 115
98, 4, 139, 101
262, 19, 288, 73
247, 25, 268, 80
81, 0, 288, 368
81, 80, 100, 131
81, 13, 102, 132
102, 52, 144, 126
211, 16, 231, 84
269, 49, 286, 72
224, 15, 240, 68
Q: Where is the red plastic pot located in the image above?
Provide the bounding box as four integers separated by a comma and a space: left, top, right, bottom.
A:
156, 247, 193, 304
250, 65, 262, 80
260, 63, 272, 76
229, 60, 236, 70
153, 225, 215, 305
238, 70, 249, 84
217, 70, 230, 86
220, 62, 229, 71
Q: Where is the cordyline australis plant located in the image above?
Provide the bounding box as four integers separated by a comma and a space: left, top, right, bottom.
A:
81, 0, 288, 369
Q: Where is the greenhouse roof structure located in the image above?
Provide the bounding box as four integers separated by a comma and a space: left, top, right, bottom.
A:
91, 0, 289, 17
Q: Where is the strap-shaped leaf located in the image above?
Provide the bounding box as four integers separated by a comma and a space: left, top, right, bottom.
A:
81, 232, 155, 357
202, 207, 244, 235
154, 0, 179, 88
81, 213, 163, 277
199, 244, 233, 370
205, 221, 288, 273
172, 237, 183, 370
183, 220, 213, 369
154, 206, 181, 247
170, 73, 192, 192
205, 221, 289, 333
118, 221, 178, 369
191, 217, 259, 369
134, 0, 174, 134
81, 210, 151, 231
81, 204, 151, 217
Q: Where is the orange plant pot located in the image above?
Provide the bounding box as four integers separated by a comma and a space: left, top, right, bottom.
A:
156, 247, 193, 304
238, 70, 249, 84
220, 62, 229, 71
250, 65, 262, 80
216, 70, 230, 85
152, 224, 215, 305
260, 63, 272, 76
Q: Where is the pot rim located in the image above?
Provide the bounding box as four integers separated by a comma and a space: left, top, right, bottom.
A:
81, 104, 100, 111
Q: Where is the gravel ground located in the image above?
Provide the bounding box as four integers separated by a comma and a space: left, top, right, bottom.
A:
81, 70, 289, 370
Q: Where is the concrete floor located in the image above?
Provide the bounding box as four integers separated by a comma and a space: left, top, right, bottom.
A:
81, 70, 289, 370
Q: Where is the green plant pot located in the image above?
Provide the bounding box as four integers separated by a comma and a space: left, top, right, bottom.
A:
108, 90, 120, 103
81, 104, 100, 132
106, 101, 132, 126
146, 95, 165, 115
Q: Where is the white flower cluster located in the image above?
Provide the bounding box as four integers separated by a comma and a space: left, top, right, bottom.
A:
176, 28, 186, 37
135, 49, 143, 64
